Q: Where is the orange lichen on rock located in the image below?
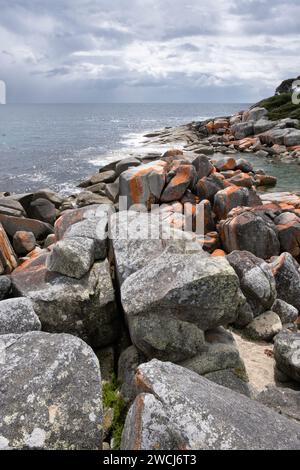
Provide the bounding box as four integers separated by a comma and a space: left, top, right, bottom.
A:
211, 249, 226, 257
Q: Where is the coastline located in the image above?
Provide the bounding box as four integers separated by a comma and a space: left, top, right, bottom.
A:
0, 99, 300, 450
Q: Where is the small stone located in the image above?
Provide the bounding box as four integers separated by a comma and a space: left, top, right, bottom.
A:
244, 311, 282, 341
13, 231, 36, 256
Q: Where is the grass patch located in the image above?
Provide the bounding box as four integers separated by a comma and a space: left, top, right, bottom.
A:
102, 375, 128, 450
255, 93, 300, 122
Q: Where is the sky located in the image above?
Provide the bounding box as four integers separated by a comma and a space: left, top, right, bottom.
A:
0, 0, 299, 103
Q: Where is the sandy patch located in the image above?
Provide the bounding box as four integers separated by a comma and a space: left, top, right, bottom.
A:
233, 331, 276, 393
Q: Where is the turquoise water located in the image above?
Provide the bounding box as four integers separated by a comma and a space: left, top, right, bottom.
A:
0, 103, 299, 194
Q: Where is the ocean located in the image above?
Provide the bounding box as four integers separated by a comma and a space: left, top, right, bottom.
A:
0, 103, 299, 195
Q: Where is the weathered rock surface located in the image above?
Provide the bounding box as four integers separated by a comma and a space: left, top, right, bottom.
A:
118, 345, 147, 403
257, 385, 300, 423
0, 276, 11, 300
0, 223, 17, 274
219, 208, 280, 259
0, 332, 103, 449
272, 299, 298, 325
0, 197, 26, 217
161, 164, 196, 203
0, 214, 54, 240
119, 160, 167, 208
121, 360, 300, 450
274, 331, 300, 383
191, 154, 213, 179
227, 251, 277, 315
213, 186, 251, 221
28, 198, 56, 225
0, 297, 41, 334
244, 311, 282, 341
274, 212, 300, 257
11, 255, 119, 348
121, 251, 240, 361
269, 252, 300, 311
13, 230, 36, 256
46, 237, 95, 279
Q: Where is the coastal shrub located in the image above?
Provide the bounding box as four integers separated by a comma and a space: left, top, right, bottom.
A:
256, 93, 300, 121
102, 375, 128, 450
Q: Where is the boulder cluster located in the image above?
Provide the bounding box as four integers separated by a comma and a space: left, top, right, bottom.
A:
1, 111, 300, 450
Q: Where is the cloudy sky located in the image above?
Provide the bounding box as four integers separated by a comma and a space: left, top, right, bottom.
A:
0, 0, 299, 103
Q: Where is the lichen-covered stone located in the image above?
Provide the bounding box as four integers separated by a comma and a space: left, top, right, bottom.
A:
0, 332, 103, 449
121, 360, 300, 450
0, 298, 41, 334
121, 251, 240, 361
11, 255, 119, 348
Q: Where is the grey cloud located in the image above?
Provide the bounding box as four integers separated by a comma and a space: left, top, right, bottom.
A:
0, 0, 299, 102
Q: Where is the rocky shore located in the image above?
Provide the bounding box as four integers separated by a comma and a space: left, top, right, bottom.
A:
1, 85, 300, 450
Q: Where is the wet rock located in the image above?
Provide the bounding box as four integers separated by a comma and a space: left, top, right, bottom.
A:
119, 160, 167, 208
269, 252, 300, 311
46, 237, 95, 279
0, 276, 11, 300
11, 256, 119, 348
0, 297, 41, 334
227, 251, 277, 315
0, 331, 103, 449
274, 330, 300, 383
219, 208, 280, 259
244, 311, 282, 341
272, 299, 299, 325
121, 251, 240, 361
121, 360, 300, 450
0, 223, 18, 274
13, 231, 36, 256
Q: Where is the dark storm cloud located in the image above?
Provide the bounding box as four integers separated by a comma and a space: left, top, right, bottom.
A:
0, 0, 299, 102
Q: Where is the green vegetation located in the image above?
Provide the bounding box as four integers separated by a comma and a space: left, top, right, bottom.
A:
256, 92, 300, 122
102, 375, 128, 450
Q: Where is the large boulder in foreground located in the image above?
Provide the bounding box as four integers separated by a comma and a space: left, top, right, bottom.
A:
227, 251, 276, 316
0, 298, 41, 335
0, 332, 102, 449
219, 208, 280, 259
11, 254, 119, 348
121, 360, 300, 450
274, 331, 300, 384
121, 251, 240, 361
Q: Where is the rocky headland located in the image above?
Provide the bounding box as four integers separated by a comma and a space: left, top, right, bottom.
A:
0, 78, 300, 450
